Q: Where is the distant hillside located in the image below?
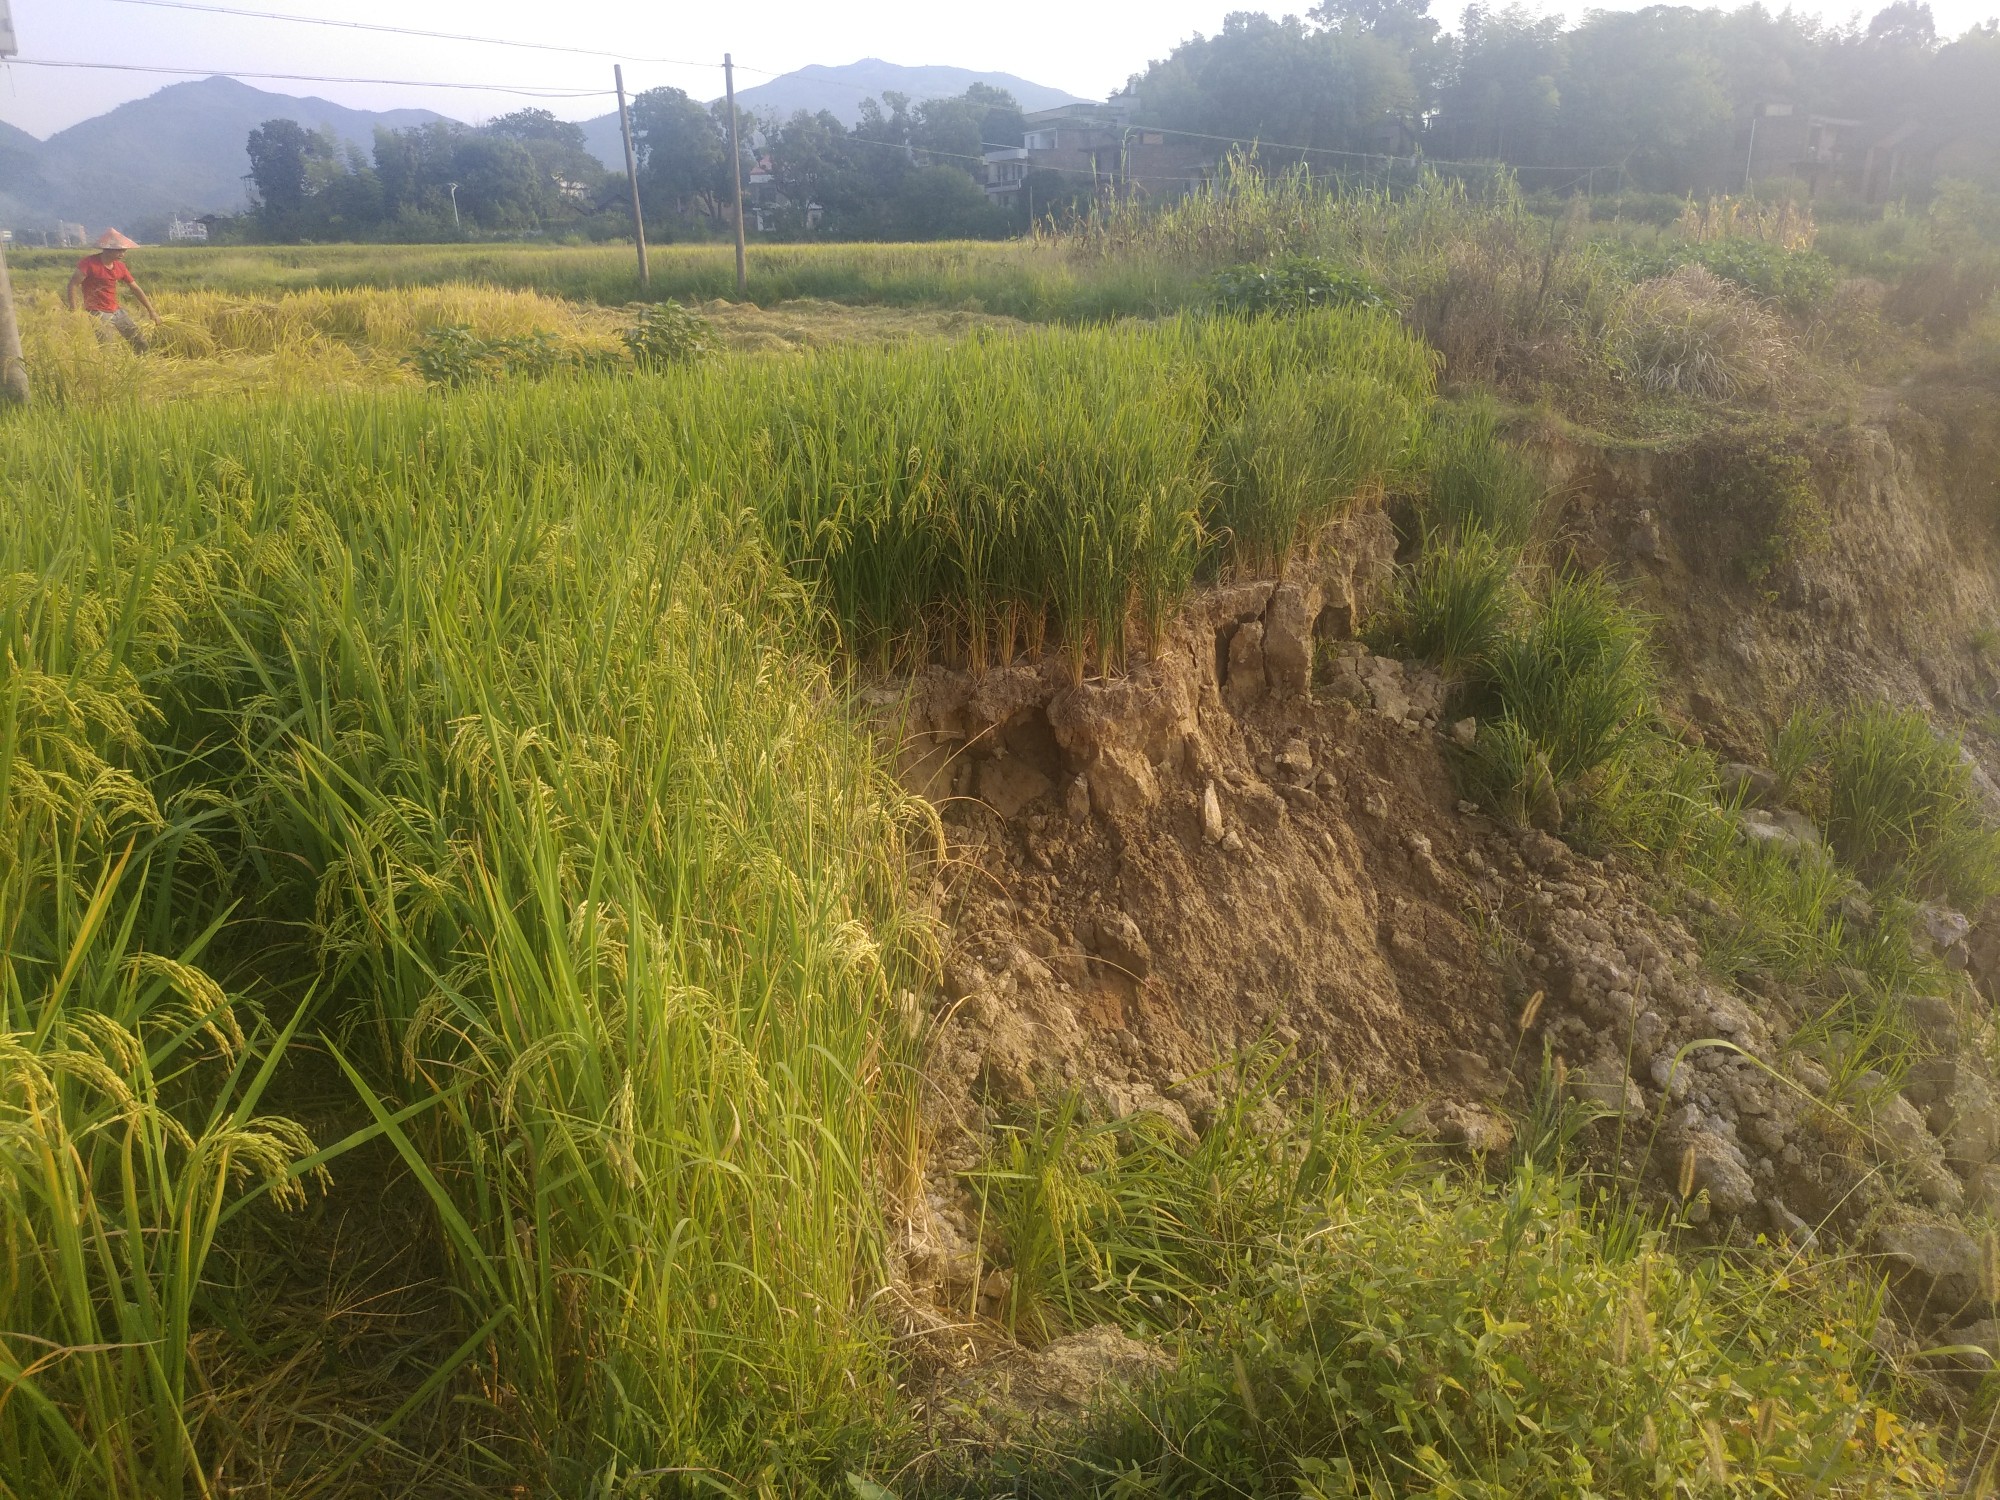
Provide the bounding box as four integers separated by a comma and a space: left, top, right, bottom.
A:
576, 59, 1086, 167
1, 77, 444, 240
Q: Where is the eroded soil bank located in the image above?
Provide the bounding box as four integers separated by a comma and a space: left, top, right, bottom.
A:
882, 382, 2000, 1406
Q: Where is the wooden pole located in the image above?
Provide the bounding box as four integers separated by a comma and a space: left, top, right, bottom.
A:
724, 53, 747, 297
615, 65, 649, 289
0, 242, 27, 407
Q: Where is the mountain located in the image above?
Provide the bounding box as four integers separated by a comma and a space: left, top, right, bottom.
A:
1, 77, 444, 239
575, 59, 1087, 168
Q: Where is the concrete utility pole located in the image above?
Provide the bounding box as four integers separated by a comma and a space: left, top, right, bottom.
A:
615, 65, 649, 289
724, 53, 747, 297
0, 241, 28, 407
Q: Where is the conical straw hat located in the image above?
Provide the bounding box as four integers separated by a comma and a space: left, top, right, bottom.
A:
95, 229, 138, 249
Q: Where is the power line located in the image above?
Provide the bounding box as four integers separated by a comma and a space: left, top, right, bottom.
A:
98, 0, 774, 73
4, 57, 617, 96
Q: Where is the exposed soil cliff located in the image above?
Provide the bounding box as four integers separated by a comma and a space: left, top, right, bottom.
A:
886, 382, 2000, 1396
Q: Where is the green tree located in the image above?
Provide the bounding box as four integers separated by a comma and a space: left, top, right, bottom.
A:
631, 87, 732, 223
1133, 12, 1416, 164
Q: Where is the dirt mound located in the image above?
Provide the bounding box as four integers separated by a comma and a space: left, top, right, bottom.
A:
1544, 386, 2000, 759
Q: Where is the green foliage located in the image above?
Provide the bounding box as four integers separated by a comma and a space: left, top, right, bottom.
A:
409, 322, 613, 386
1820, 705, 2000, 908
1377, 526, 1521, 677
621, 299, 716, 369
1420, 398, 1547, 548
971, 1093, 1944, 1499
1690, 429, 1829, 584
1614, 238, 1837, 313
1209, 254, 1389, 317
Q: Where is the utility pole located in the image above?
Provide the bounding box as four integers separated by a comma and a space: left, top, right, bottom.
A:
0, 240, 27, 407
446, 181, 460, 227
724, 53, 747, 297
615, 65, 649, 289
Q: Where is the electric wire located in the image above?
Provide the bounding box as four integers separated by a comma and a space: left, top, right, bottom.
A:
5, 56, 617, 95
97, 0, 774, 72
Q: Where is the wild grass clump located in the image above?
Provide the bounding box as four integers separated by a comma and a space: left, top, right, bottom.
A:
1771, 704, 2000, 911
1376, 527, 1521, 678
1482, 573, 1656, 789
958, 1078, 1943, 1499
1614, 264, 1795, 401
1420, 397, 1548, 548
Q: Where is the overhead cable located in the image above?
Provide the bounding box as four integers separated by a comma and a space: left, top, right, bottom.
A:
4, 57, 617, 96
98, 0, 774, 72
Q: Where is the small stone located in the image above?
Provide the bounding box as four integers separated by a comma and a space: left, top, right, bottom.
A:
1200, 781, 1225, 844
1764, 1198, 1818, 1247
1275, 737, 1314, 778
1457, 799, 1481, 815
1065, 775, 1091, 823
1086, 745, 1160, 819
1739, 807, 1824, 858
1361, 791, 1389, 819
1221, 829, 1244, 853
1095, 911, 1152, 979
1450, 717, 1478, 748
1719, 761, 1779, 808
1873, 1221, 1987, 1319
1223, 623, 1268, 714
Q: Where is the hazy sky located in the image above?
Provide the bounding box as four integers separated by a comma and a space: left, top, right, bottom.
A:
3, 0, 1998, 139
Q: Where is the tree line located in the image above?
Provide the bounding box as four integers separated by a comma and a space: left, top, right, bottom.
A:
234, 1, 2000, 243
1161, 0, 2000, 194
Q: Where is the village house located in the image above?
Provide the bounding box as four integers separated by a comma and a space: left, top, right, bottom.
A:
981, 98, 1217, 208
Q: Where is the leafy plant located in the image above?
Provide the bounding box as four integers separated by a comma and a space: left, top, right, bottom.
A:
1209, 254, 1388, 317
622, 299, 716, 369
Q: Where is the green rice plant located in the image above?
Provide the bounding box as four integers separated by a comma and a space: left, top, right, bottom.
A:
1375, 527, 1522, 679
1420, 397, 1548, 549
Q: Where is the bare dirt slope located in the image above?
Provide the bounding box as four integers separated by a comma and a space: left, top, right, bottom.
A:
886, 389, 2000, 1386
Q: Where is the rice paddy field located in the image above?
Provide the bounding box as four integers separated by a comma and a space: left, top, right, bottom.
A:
2, 180, 1988, 1495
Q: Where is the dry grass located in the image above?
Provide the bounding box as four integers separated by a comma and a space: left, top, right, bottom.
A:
1613, 264, 1795, 401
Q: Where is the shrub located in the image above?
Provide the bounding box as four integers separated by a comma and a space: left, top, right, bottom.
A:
621, 299, 716, 369
410, 323, 612, 386
1614, 265, 1795, 401
1209, 254, 1388, 317
1421, 398, 1547, 548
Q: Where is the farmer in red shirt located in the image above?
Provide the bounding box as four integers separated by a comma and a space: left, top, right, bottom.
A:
63, 230, 159, 351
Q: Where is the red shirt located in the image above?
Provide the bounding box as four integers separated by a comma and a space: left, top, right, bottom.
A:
75, 256, 135, 313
